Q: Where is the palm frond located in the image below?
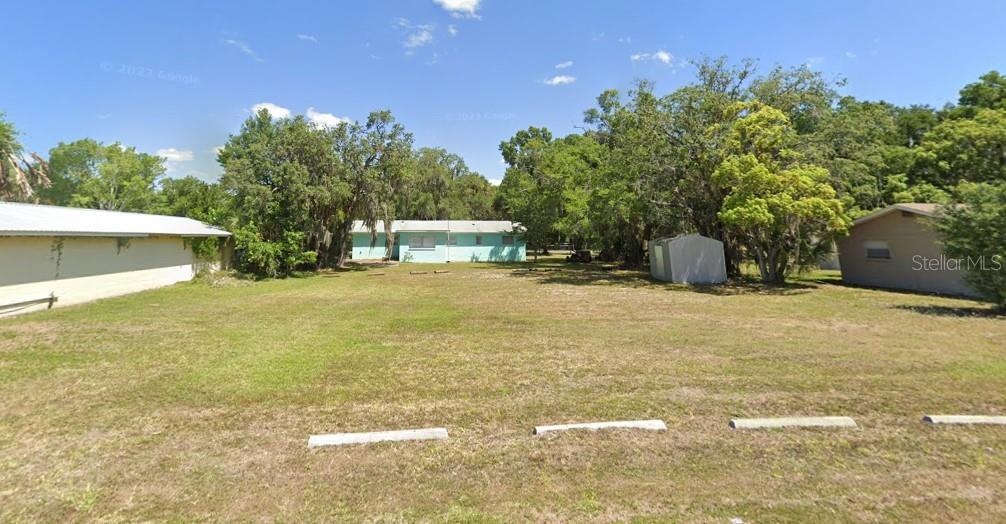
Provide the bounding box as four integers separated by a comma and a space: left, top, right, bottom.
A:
0, 151, 50, 202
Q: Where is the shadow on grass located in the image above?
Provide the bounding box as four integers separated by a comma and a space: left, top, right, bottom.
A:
481, 259, 817, 296
318, 261, 397, 276
891, 304, 1004, 318
803, 273, 1003, 317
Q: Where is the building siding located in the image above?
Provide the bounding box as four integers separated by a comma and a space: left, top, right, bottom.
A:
0, 236, 203, 316
352, 231, 525, 263
837, 211, 976, 297
351, 232, 392, 261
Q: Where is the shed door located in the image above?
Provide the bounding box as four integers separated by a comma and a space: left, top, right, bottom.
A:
653, 244, 666, 280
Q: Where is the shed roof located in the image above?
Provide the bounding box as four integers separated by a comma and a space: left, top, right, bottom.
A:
351, 220, 521, 234
852, 203, 942, 226
0, 202, 231, 238
652, 233, 722, 245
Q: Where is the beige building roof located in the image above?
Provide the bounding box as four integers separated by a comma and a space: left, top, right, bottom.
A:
853, 203, 942, 226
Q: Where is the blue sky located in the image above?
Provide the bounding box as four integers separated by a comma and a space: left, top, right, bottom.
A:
2, 0, 1004, 184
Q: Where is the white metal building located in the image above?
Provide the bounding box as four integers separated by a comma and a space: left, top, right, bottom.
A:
649, 234, 728, 284
0, 202, 231, 317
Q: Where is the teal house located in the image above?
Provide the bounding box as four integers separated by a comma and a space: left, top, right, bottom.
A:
351, 220, 526, 263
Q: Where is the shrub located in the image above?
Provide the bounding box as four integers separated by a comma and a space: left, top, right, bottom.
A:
935, 183, 1006, 309
233, 224, 317, 278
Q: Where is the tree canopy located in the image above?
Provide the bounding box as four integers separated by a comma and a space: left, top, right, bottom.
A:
42, 139, 164, 211
8, 62, 1006, 286
496, 61, 1006, 283
714, 103, 848, 282
935, 183, 1006, 309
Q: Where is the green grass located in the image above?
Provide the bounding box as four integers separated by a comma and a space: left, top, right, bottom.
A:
1, 259, 1005, 522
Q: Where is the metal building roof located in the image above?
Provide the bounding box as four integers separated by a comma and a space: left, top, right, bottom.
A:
351, 220, 521, 234
0, 202, 231, 238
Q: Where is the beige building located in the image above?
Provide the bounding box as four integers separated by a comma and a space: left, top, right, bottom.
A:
1, 202, 230, 317
837, 203, 976, 297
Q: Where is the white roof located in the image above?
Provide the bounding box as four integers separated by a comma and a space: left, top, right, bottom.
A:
0, 202, 231, 238
352, 220, 521, 234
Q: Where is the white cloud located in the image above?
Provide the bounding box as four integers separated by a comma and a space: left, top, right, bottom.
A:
447, 24, 458, 36
397, 19, 434, 50
617, 36, 632, 44
296, 34, 318, 43
844, 50, 857, 59
224, 39, 264, 63
433, 0, 481, 18
543, 75, 576, 86
555, 60, 574, 69
630, 49, 673, 65
156, 148, 194, 162
251, 102, 291, 119
487, 177, 502, 186
404, 27, 434, 48
806, 56, 825, 68
306, 107, 351, 128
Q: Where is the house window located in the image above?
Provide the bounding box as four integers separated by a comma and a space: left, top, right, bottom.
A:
447, 236, 457, 246
475, 235, 483, 245
409, 235, 436, 249
864, 240, 891, 260
502, 235, 514, 245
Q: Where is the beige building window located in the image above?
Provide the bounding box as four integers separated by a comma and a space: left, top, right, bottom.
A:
864, 240, 891, 260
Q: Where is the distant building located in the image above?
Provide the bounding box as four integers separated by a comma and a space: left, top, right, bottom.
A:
838, 203, 978, 297
649, 234, 727, 284
0, 202, 231, 316
351, 220, 526, 263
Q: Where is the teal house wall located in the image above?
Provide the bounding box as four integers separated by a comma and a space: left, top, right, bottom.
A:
351, 223, 525, 263
397, 232, 525, 263
351, 232, 398, 260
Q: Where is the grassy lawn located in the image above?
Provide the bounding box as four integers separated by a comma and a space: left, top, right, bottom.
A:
2, 259, 1005, 522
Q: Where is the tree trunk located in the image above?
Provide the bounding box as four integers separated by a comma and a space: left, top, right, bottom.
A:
623, 233, 646, 268
384, 221, 395, 260
754, 247, 769, 282
758, 245, 788, 284
722, 235, 742, 277
334, 217, 353, 268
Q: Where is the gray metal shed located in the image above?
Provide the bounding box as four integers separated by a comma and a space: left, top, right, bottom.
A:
649, 234, 727, 284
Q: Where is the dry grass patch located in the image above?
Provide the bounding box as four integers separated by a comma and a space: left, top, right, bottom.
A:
1, 260, 1005, 521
